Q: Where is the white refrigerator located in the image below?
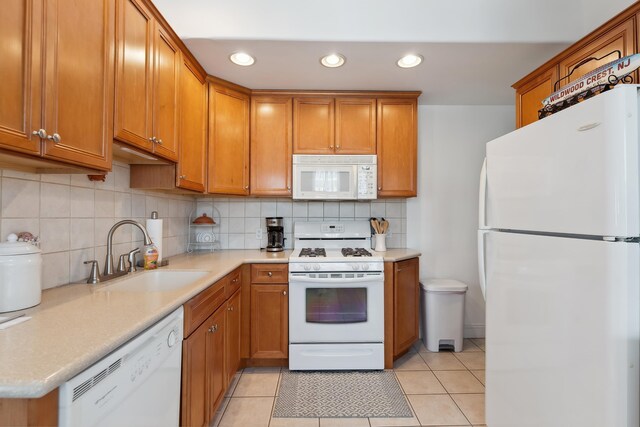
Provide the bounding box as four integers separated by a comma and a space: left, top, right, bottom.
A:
479, 85, 640, 427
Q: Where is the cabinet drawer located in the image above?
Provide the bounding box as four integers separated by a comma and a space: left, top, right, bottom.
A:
184, 280, 226, 337
251, 264, 288, 283
225, 268, 242, 299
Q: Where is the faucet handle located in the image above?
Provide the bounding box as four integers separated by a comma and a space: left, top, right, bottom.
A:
117, 254, 128, 273
84, 260, 101, 284
128, 248, 141, 272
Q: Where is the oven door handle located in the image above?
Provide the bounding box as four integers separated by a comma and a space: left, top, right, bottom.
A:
289, 276, 384, 284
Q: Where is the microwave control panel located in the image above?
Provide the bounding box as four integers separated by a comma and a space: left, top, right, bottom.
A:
357, 165, 377, 199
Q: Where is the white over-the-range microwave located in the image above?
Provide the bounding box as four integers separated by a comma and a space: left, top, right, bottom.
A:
292, 155, 377, 200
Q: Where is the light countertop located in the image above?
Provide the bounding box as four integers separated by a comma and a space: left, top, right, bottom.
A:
0, 248, 420, 398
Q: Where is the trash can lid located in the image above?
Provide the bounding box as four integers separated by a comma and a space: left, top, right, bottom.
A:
421, 279, 468, 292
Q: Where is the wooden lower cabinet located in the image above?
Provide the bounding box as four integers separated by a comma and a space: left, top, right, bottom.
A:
393, 258, 420, 357
250, 284, 289, 359
225, 289, 241, 384
0, 389, 58, 427
181, 268, 243, 426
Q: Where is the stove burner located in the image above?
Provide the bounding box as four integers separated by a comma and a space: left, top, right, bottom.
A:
299, 248, 326, 257
341, 247, 372, 257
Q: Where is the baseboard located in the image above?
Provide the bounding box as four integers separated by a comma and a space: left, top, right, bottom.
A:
464, 324, 485, 338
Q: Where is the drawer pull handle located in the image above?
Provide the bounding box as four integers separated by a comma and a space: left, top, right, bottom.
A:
267, 271, 273, 277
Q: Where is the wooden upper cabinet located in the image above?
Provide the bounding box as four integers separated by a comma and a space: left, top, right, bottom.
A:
177, 58, 206, 192
559, 18, 635, 85
0, 0, 113, 170
293, 97, 335, 154
515, 66, 559, 128
0, 0, 42, 155
41, 0, 114, 170
377, 98, 417, 197
393, 257, 419, 356
152, 26, 180, 162
208, 84, 250, 195
115, 0, 154, 152
115, 0, 179, 161
335, 98, 376, 154
250, 97, 293, 196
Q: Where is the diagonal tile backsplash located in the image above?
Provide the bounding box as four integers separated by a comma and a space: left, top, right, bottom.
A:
195, 198, 407, 250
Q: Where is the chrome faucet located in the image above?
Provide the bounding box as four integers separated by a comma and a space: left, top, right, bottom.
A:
104, 220, 153, 276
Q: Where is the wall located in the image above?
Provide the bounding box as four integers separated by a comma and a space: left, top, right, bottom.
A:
407, 105, 514, 338
195, 198, 407, 250
0, 162, 195, 289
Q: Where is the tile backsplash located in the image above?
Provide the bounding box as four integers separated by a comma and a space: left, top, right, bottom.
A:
195, 198, 407, 250
0, 163, 195, 289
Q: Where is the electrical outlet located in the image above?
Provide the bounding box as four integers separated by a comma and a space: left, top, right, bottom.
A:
255, 228, 263, 240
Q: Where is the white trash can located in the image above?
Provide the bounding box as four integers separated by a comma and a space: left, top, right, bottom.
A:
421, 279, 468, 352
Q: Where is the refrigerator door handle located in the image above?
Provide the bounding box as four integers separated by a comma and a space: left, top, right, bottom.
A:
479, 157, 488, 229
477, 229, 488, 300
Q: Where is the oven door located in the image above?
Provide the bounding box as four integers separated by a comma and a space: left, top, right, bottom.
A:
289, 275, 384, 343
292, 164, 358, 200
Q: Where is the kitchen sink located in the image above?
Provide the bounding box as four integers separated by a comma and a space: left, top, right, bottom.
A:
99, 270, 210, 293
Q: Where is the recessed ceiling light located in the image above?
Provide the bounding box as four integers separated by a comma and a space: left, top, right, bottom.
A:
321, 53, 346, 68
229, 52, 255, 66
397, 54, 423, 68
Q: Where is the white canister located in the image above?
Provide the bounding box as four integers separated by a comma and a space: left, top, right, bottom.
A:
0, 237, 42, 313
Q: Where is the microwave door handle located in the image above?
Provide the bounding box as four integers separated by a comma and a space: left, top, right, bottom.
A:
289, 276, 383, 284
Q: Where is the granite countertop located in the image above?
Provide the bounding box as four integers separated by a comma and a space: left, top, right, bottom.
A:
0, 248, 420, 399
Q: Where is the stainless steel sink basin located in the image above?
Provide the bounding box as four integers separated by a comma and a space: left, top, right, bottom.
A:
99, 270, 210, 292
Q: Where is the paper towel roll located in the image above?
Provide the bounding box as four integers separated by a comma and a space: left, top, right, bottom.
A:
146, 217, 163, 262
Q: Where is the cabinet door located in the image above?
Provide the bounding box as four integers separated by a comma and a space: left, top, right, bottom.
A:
377, 98, 417, 197
335, 98, 376, 154
206, 304, 226, 420
152, 26, 179, 161
251, 284, 288, 359
250, 97, 293, 196
225, 289, 241, 384
515, 66, 559, 128
559, 18, 635, 85
393, 258, 419, 356
114, 0, 154, 152
177, 58, 206, 192
208, 85, 250, 195
41, 0, 114, 170
293, 97, 335, 154
181, 318, 209, 427
0, 0, 41, 155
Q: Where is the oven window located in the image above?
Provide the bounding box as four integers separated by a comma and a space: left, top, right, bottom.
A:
306, 288, 367, 323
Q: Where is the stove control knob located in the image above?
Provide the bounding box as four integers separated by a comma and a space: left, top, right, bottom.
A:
313, 264, 321, 271
362, 264, 370, 271
352, 264, 360, 270
304, 264, 311, 271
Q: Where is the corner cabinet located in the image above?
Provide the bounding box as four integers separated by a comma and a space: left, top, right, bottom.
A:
377, 99, 418, 197
0, 0, 114, 171
250, 97, 293, 196
208, 84, 250, 195
114, 0, 179, 162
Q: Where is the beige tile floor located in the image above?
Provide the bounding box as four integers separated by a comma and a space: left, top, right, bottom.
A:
213, 338, 486, 427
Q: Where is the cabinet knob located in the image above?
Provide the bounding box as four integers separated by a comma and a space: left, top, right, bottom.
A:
149, 136, 156, 142
282, 290, 287, 296
208, 324, 218, 333
156, 138, 163, 145
245, 185, 249, 190
179, 175, 187, 179
47, 133, 61, 144
287, 185, 291, 191
32, 129, 48, 139
267, 271, 273, 277
228, 305, 234, 311
378, 187, 382, 191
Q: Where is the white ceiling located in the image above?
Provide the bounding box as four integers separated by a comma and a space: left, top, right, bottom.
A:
153, 0, 635, 105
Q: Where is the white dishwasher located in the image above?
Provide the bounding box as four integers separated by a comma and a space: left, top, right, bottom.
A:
59, 306, 184, 427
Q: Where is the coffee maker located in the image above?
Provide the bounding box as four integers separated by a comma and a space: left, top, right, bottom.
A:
265, 217, 285, 252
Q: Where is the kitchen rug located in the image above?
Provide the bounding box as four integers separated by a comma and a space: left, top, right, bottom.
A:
272, 370, 412, 418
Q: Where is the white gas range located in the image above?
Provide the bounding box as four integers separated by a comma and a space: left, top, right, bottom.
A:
288, 221, 384, 370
